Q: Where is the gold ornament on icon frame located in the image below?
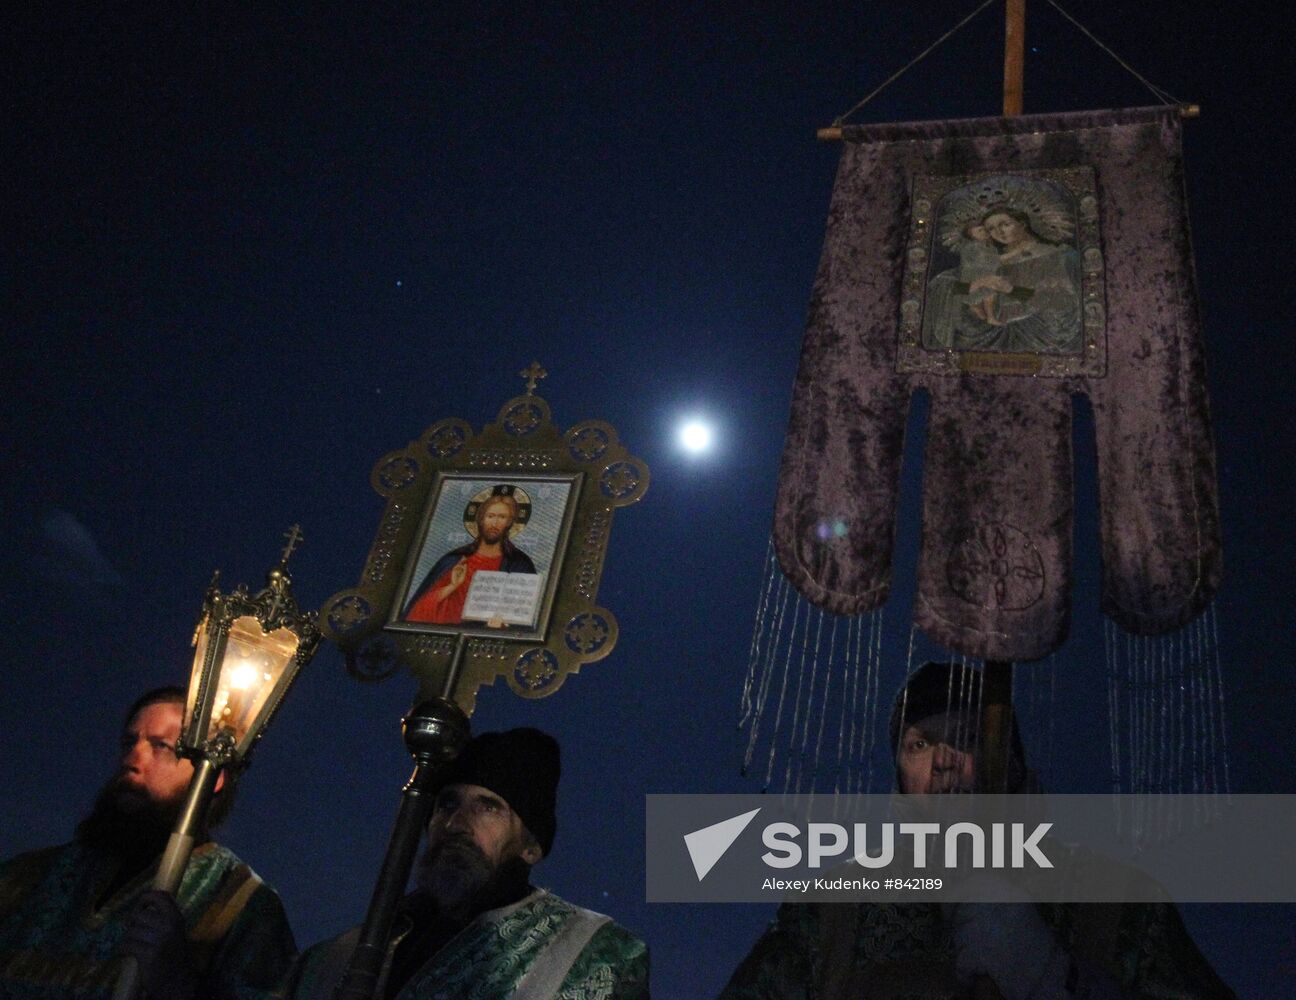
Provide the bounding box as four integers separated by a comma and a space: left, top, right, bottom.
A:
319, 363, 649, 715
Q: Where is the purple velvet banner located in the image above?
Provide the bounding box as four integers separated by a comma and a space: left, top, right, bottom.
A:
774, 106, 1220, 661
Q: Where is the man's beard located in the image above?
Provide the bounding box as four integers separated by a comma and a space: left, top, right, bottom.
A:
479, 525, 507, 546
75, 777, 184, 863
414, 834, 531, 923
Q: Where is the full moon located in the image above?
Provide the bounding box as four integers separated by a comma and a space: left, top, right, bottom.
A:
679, 420, 713, 453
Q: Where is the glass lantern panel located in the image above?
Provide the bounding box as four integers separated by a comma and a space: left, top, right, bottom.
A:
208, 615, 299, 747
185, 613, 209, 720
183, 616, 213, 748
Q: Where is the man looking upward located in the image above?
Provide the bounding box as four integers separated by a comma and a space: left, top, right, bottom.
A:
285, 727, 648, 998
0, 686, 295, 999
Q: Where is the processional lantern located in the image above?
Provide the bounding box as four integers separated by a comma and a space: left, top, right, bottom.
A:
321, 363, 648, 999
183, 525, 322, 767
115, 527, 322, 1000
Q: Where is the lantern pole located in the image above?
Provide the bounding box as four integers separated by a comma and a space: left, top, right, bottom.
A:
151, 756, 224, 891
112, 757, 225, 1000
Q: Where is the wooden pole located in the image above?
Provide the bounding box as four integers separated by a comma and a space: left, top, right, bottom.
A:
975, 0, 1027, 798
978, 660, 1015, 793
1003, 0, 1026, 116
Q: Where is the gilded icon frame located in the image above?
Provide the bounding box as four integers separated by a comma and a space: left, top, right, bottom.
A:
319, 382, 648, 714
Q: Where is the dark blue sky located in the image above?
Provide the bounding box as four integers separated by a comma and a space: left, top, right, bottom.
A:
5, 3, 1294, 995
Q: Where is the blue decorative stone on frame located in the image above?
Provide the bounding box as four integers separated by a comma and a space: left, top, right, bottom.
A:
427, 423, 469, 458
599, 460, 642, 500
378, 456, 419, 490
327, 594, 372, 635
514, 648, 560, 691
503, 401, 544, 437
567, 424, 611, 462
564, 612, 611, 655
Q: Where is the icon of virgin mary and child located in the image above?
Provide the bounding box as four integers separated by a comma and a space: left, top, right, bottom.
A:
920, 178, 1084, 356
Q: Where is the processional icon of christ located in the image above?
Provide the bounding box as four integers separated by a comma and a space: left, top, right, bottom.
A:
320, 364, 648, 714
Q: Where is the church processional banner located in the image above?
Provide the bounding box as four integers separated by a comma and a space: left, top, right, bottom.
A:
774, 106, 1220, 661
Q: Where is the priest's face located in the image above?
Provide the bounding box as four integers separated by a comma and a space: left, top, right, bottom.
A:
417, 783, 541, 912
116, 700, 195, 810
78, 698, 195, 856
897, 714, 977, 794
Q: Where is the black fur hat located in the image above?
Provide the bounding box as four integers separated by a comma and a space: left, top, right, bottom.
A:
437, 727, 560, 855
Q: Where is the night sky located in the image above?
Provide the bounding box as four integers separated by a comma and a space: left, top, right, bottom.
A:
5, 3, 1294, 996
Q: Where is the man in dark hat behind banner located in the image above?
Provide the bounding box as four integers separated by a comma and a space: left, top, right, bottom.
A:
285, 727, 648, 999
719, 662, 1234, 1000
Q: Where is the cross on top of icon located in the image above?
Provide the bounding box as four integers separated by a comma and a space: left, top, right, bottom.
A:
519, 361, 548, 395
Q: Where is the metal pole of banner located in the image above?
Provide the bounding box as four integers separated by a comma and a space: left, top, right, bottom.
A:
441, 634, 470, 700
331, 651, 471, 1000
331, 698, 470, 1000
818, 102, 1199, 140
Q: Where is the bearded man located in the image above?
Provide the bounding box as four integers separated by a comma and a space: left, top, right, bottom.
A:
404, 492, 537, 625
0, 686, 295, 999
285, 727, 648, 999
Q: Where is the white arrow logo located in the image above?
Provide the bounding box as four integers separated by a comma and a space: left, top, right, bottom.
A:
683, 808, 761, 881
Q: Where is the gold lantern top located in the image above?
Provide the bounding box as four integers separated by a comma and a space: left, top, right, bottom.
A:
183, 526, 322, 767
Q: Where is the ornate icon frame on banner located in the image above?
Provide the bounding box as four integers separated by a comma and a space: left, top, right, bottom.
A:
896, 167, 1106, 378
320, 364, 649, 714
